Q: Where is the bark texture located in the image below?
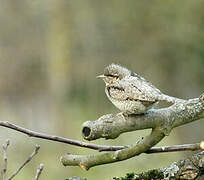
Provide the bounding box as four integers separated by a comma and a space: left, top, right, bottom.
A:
61, 93, 204, 170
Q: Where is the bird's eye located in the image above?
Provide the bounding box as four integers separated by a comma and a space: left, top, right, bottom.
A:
107, 74, 119, 78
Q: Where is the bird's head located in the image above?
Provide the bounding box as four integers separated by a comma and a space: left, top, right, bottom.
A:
97, 64, 131, 85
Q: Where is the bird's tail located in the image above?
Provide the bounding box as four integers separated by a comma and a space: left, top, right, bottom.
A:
158, 94, 185, 104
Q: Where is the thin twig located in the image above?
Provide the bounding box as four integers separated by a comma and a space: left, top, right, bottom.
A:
146, 142, 204, 153
1, 139, 10, 180
100, 142, 204, 153
7, 144, 40, 180
0, 122, 203, 153
33, 164, 44, 180
0, 121, 110, 151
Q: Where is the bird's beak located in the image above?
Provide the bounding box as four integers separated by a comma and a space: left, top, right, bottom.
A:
96, 74, 106, 79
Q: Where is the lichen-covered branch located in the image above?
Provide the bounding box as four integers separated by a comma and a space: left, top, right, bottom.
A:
82, 93, 204, 140
62, 93, 204, 170
82, 112, 159, 140
112, 151, 204, 180
61, 128, 165, 170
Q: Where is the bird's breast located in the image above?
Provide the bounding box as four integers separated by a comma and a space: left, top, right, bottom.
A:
105, 87, 154, 114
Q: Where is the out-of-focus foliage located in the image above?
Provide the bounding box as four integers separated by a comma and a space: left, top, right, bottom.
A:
0, 0, 203, 179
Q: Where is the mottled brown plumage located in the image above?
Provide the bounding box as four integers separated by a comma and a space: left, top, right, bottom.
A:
97, 64, 182, 115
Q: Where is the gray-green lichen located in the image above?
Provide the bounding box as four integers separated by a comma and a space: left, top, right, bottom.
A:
160, 162, 179, 180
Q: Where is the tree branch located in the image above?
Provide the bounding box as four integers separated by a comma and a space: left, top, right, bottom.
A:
82, 94, 204, 141
62, 93, 204, 170
61, 128, 165, 170
0, 93, 203, 170
0, 121, 122, 151
145, 142, 204, 154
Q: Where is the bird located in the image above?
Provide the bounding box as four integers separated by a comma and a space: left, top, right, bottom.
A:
97, 63, 183, 115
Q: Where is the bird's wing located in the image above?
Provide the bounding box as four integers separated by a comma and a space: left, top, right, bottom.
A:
107, 77, 161, 102
130, 72, 161, 94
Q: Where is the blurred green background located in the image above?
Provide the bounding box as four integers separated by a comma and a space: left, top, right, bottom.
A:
0, 0, 203, 179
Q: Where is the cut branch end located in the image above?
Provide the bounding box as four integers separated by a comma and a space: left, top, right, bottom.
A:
200, 141, 204, 150
82, 127, 91, 140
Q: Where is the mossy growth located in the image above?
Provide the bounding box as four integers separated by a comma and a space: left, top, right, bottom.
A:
112, 169, 164, 180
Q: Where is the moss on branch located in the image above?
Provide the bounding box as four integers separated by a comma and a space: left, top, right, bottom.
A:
112, 151, 204, 180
